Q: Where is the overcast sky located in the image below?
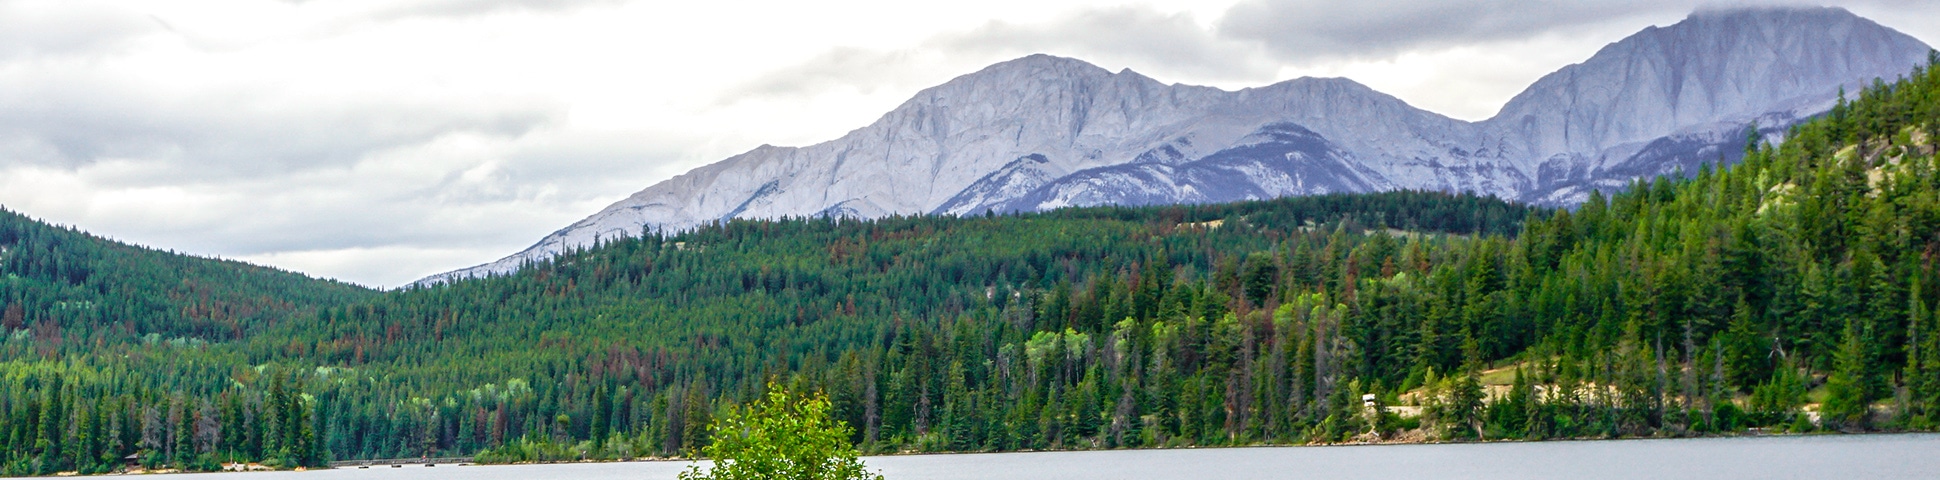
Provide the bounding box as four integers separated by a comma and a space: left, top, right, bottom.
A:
1, 0, 1936, 288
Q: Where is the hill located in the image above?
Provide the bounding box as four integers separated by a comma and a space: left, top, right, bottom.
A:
0, 207, 373, 344
0, 207, 375, 474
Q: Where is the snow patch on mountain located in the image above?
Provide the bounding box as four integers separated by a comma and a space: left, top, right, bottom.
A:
418, 7, 1933, 286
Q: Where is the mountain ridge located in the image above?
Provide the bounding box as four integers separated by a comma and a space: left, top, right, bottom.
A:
419, 6, 1932, 286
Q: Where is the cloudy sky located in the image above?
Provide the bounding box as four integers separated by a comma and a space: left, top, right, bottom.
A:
1, 0, 1936, 288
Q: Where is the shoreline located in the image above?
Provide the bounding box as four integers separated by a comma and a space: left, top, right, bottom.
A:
462, 429, 1928, 467
57, 431, 1938, 477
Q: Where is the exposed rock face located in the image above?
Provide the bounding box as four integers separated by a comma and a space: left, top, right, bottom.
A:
1501, 7, 1932, 203
419, 6, 1932, 285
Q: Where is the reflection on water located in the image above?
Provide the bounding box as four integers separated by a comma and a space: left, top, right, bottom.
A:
143, 433, 1940, 480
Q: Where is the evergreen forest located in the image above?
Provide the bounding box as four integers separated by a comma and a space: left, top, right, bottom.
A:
3, 56, 1940, 476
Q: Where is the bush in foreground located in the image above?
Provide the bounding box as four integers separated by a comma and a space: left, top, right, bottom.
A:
681, 385, 883, 480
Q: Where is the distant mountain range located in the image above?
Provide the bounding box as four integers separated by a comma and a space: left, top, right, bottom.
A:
421, 6, 1932, 285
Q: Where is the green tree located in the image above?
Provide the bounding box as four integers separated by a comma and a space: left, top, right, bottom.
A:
1821, 320, 1873, 430
1749, 361, 1808, 424
681, 385, 883, 480
1241, 253, 1278, 307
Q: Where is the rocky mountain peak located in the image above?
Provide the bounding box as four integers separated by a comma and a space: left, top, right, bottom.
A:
976, 53, 1114, 77
417, 8, 1934, 286
1490, 6, 1927, 161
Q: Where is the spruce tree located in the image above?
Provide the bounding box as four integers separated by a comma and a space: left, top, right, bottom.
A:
1822, 320, 1873, 430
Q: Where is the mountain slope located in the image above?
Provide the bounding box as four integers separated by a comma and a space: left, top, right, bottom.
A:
0, 207, 373, 340
423, 6, 1931, 285
1502, 6, 1935, 203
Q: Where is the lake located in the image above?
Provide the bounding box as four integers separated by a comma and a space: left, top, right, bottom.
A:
130, 433, 1940, 480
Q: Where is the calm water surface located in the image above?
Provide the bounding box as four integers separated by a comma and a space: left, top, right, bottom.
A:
131, 433, 1940, 480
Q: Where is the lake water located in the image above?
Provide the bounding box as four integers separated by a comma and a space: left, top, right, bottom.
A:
118, 433, 1940, 480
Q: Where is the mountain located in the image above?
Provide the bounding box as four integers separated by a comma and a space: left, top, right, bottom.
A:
1502, 6, 1935, 203
421, 6, 1931, 285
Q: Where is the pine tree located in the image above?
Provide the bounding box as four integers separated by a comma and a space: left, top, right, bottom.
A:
1905, 275, 1929, 425
591, 386, 612, 444
1910, 276, 1940, 427
173, 398, 196, 467
1452, 333, 1487, 439
1721, 298, 1770, 390
1494, 367, 1533, 438
1821, 319, 1873, 430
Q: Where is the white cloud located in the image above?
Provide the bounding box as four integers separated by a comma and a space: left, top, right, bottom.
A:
0, 1, 153, 61
1217, 0, 1690, 63
717, 5, 1278, 108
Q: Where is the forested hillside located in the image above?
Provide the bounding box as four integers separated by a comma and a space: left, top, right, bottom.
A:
3, 56, 1939, 476
261, 190, 1532, 462
0, 209, 374, 474
0, 209, 373, 341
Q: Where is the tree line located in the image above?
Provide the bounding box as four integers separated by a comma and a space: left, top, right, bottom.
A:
1, 53, 1937, 476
